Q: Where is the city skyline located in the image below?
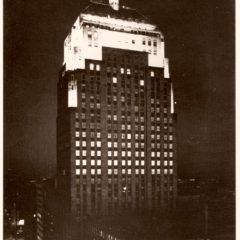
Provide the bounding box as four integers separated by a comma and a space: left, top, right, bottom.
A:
4, 0, 235, 187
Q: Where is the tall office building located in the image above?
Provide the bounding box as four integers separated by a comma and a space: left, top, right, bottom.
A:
57, 0, 177, 238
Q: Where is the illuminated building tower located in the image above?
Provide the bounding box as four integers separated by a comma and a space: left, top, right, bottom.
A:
57, 0, 177, 238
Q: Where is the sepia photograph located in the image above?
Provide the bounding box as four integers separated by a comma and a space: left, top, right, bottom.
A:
4, 0, 235, 239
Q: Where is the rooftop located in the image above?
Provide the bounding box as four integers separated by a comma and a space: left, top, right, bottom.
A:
82, 1, 151, 24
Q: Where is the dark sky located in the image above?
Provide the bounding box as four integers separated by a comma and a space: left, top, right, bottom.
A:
4, 0, 235, 185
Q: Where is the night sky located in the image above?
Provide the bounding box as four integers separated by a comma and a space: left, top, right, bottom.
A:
4, 0, 235, 186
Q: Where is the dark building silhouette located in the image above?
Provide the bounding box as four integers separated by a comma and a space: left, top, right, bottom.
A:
35, 179, 57, 240
56, 0, 177, 239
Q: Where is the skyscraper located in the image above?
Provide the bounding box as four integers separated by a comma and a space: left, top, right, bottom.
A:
57, 0, 177, 238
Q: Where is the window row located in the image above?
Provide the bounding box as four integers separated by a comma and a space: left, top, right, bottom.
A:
151, 169, 173, 174
108, 169, 145, 175
108, 160, 145, 166
76, 169, 101, 175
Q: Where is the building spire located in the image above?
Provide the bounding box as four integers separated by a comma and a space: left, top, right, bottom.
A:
109, 0, 119, 10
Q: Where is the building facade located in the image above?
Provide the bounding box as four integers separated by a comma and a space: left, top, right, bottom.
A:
57, 0, 177, 238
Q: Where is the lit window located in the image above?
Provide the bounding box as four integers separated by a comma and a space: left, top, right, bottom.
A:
76, 169, 80, 175
164, 152, 168, 157
108, 142, 112, 148
120, 68, 124, 74
127, 151, 131, 157
97, 169, 101, 175
151, 152, 155, 157
141, 152, 145, 157
136, 169, 139, 174
87, 30, 92, 37
169, 144, 173, 149
108, 169, 112, 175
128, 169, 131, 174
108, 151, 112, 157
122, 169, 126, 174
141, 160, 145, 166
76, 160, 80, 166
97, 160, 101, 166
114, 151, 118, 157
83, 169, 87, 175
91, 160, 95, 166
127, 160, 131, 166
91, 151, 95, 156
140, 80, 144, 86
169, 135, 173, 141
113, 115, 117, 121
127, 142, 131, 148
91, 141, 95, 147
113, 142, 118, 148
112, 77, 117, 83
141, 134, 144, 139
97, 151, 101, 156
157, 169, 161, 174
169, 152, 173, 158
157, 152, 160, 157
122, 151, 126, 157
82, 150, 86, 156
108, 160, 112, 166
97, 132, 101, 138
135, 160, 139, 166
90, 63, 94, 70
169, 161, 173, 166
82, 132, 86, 138
122, 160, 126, 166
96, 64, 100, 71
151, 169, 155, 174
151, 161, 155, 166
76, 141, 80, 147
76, 150, 80, 156
82, 160, 87, 166
91, 169, 95, 175
164, 161, 168, 166
96, 141, 101, 147
164, 169, 168, 174
127, 134, 131, 139
135, 152, 139, 157
157, 161, 160, 166
157, 135, 160, 140
169, 169, 173, 174
114, 160, 118, 166
141, 169, 145, 174
127, 68, 131, 75
76, 131, 80, 137
150, 71, 155, 77
114, 169, 118, 175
